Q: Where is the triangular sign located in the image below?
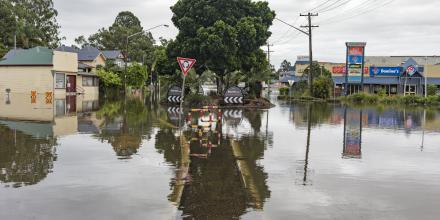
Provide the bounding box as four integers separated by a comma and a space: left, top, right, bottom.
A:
288, 80, 295, 87
177, 57, 197, 76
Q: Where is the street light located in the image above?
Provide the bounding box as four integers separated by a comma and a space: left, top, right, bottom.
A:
124, 24, 169, 91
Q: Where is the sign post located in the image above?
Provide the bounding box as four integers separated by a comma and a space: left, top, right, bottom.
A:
177, 57, 196, 113
345, 42, 366, 96
288, 80, 295, 99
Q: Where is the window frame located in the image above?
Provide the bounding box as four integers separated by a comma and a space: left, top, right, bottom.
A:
55, 72, 66, 89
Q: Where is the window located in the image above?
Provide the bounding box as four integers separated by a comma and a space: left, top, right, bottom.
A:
82, 76, 99, 87
55, 73, 65, 89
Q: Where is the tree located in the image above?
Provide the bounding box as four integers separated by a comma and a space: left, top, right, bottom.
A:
168, 0, 275, 94
126, 62, 148, 88
88, 11, 155, 65
0, 0, 61, 52
74, 35, 89, 48
97, 69, 123, 88
279, 60, 292, 72
304, 62, 334, 98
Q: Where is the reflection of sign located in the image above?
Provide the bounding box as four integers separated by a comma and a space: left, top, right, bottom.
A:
370, 67, 401, 77
343, 108, 362, 159
177, 57, 196, 76
224, 87, 244, 104
167, 86, 182, 103
406, 65, 416, 76
288, 80, 295, 87
167, 107, 181, 125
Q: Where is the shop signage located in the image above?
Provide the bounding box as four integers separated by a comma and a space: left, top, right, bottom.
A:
370, 67, 401, 77
345, 42, 366, 84
332, 66, 368, 75
406, 65, 417, 76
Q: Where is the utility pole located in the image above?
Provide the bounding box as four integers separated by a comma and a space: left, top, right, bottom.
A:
266, 44, 274, 66
300, 12, 319, 94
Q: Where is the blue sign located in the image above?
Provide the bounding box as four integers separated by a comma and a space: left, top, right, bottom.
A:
348, 55, 363, 64
370, 67, 401, 77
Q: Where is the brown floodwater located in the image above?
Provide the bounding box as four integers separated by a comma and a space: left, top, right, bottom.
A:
1, 94, 440, 220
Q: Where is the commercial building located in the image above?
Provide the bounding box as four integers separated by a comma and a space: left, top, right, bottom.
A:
280, 55, 440, 96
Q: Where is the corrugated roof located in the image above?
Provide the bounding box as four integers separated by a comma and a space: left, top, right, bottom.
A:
78, 46, 102, 61
2, 49, 24, 60
102, 50, 122, 59
0, 47, 53, 66
55, 45, 79, 53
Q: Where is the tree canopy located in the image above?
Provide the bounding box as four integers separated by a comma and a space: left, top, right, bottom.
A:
86, 11, 155, 65
167, 0, 275, 92
0, 0, 61, 56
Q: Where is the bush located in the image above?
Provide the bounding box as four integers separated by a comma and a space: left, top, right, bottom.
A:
279, 87, 289, 96
184, 94, 216, 108
427, 85, 438, 96
97, 69, 122, 88
312, 76, 334, 99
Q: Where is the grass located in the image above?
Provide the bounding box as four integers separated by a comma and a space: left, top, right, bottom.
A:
339, 93, 440, 106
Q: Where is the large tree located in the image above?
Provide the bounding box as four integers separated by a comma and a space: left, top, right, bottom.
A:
88, 11, 155, 65
167, 0, 275, 93
0, 0, 61, 55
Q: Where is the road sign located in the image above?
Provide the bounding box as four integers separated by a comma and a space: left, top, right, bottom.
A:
224, 86, 244, 104
167, 85, 183, 104
177, 57, 197, 76
288, 80, 295, 87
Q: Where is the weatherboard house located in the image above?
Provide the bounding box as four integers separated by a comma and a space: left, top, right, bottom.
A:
0, 47, 79, 97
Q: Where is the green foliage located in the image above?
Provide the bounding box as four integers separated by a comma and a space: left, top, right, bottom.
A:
279, 60, 292, 72
168, 0, 275, 93
427, 85, 437, 96
0, 0, 61, 49
342, 93, 440, 106
87, 11, 155, 64
97, 69, 122, 88
279, 88, 289, 96
303, 62, 332, 79
377, 88, 387, 97
312, 76, 333, 99
184, 94, 216, 108
126, 62, 148, 88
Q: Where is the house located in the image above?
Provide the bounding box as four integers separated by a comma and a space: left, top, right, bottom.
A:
0, 47, 78, 98
2, 48, 24, 60
102, 50, 125, 67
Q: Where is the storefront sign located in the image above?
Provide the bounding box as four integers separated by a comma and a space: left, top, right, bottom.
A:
332, 66, 368, 75
345, 42, 366, 84
406, 65, 417, 76
370, 67, 401, 77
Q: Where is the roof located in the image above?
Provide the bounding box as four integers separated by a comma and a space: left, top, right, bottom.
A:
2, 49, 24, 60
0, 47, 53, 66
55, 45, 79, 53
364, 77, 400, 85
78, 46, 102, 61
102, 50, 122, 60
78, 63, 93, 69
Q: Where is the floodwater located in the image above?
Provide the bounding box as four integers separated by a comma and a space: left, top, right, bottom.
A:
1, 93, 440, 220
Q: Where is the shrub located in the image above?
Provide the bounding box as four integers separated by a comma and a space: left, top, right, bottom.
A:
427, 85, 438, 96
279, 87, 289, 96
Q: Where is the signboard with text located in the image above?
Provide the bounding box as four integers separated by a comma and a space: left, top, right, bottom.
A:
332, 66, 368, 75
345, 42, 366, 84
370, 67, 401, 77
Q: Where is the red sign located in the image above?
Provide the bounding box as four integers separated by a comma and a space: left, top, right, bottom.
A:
332, 66, 369, 75
177, 57, 196, 76
348, 47, 364, 56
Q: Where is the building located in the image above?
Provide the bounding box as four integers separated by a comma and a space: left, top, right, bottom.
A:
102, 50, 125, 67
0, 47, 79, 97
280, 55, 440, 96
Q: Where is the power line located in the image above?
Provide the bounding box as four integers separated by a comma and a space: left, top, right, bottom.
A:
304, 0, 333, 13
319, 0, 353, 13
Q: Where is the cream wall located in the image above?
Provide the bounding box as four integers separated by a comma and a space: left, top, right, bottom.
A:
0, 93, 54, 121
53, 51, 78, 73
0, 66, 53, 94
426, 65, 440, 78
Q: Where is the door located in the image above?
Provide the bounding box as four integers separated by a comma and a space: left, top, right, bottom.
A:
66, 75, 76, 93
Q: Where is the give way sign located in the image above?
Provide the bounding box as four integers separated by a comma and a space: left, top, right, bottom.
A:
177, 57, 197, 76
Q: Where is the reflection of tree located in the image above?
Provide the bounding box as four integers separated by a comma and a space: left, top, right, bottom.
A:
0, 125, 57, 188
243, 110, 263, 132
291, 102, 334, 128
95, 95, 157, 159
155, 129, 181, 166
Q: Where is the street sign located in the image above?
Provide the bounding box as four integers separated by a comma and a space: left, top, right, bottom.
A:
224, 86, 244, 104
177, 57, 197, 76
167, 85, 183, 104
288, 80, 295, 87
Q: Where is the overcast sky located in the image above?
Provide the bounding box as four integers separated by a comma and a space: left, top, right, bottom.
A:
54, 0, 440, 69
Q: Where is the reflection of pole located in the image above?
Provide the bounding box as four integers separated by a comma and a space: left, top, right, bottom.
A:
421, 109, 426, 151
303, 104, 312, 185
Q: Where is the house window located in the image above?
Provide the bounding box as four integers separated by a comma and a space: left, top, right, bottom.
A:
82, 76, 99, 87
55, 73, 65, 89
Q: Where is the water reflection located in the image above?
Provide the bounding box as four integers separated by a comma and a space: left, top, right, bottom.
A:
1, 92, 440, 219
0, 121, 57, 188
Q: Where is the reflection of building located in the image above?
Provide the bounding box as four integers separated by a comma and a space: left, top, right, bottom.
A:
0, 91, 99, 137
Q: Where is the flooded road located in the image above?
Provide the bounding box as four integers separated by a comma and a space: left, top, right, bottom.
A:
1, 94, 440, 220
